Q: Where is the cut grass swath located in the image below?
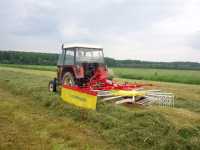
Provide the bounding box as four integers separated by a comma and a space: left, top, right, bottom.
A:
0, 67, 200, 149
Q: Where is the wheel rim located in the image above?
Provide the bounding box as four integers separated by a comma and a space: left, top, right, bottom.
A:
64, 76, 73, 86
49, 83, 53, 92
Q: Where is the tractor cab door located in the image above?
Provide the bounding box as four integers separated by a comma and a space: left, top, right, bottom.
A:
57, 48, 75, 84
57, 49, 64, 84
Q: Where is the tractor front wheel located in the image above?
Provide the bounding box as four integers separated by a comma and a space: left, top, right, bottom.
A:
62, 72, 75, 86
48, 79, 57, 92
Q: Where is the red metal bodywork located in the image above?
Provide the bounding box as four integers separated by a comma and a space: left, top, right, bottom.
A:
74, 66, 152, 92
72, 65, 84, 79
59, 64, 152, 92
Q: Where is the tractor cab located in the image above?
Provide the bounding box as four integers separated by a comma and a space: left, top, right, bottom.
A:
57, 44, 104, 65
55, 44, 107, 88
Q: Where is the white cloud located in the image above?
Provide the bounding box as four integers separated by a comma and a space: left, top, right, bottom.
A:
0, 0, 200, 62
154, 0, 200, 35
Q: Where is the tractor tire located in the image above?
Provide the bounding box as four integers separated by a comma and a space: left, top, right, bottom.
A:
48, 79, 57, 92
62, 72, 75, 86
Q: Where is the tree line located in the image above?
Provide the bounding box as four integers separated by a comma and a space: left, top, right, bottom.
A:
1, 50, 200, 70
0, 51, 58, 65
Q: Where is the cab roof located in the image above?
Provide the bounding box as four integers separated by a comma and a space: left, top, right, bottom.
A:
62, 43, 103, 49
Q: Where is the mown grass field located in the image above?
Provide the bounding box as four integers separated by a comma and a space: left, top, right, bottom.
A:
0, 66, 200, 149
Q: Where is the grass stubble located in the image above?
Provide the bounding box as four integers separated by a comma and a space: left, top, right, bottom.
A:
0, 67, 200, 150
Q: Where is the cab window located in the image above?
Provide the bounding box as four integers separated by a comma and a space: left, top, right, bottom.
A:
64, 50, 74, 65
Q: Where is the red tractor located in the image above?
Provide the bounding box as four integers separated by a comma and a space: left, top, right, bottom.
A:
49, 44, 108, 92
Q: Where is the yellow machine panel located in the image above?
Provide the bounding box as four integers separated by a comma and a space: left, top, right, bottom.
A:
61, 86, 97, 110
111, 90, 146, 97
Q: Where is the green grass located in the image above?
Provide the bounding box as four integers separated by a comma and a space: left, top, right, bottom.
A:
0, 63, 56, 71
0, 88, 111, 150
1, 64, 200, 84
0, 67, 200, 149
112, 67, 200, 85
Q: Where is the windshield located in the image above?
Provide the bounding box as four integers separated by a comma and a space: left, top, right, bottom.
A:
76, 48, 104, 63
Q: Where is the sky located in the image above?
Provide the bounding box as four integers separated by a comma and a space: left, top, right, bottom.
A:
0, 0, 200, 62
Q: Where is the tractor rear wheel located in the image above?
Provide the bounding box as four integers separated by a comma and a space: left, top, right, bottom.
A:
62, 72, 75, 86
